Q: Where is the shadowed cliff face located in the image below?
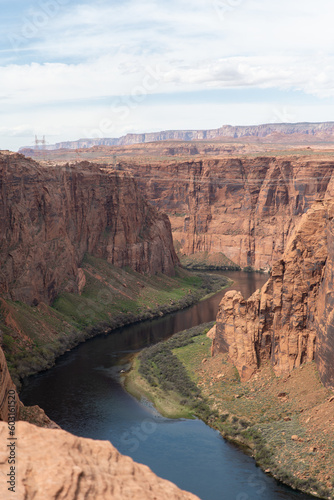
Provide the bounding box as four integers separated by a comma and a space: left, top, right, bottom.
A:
212, 200, 334, 387
0, 152, 179, 306
130, 157, 334, 270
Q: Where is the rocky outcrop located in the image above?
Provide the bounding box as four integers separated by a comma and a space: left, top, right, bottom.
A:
0, 342, 58, 427
212, 200, 333, 385
19, 150, 334, 271
314, 194, 334, 388
20, 121, 334, 151
129, 156, 334, 270
0, 421, 199, 500
0, 343, 19, 422
0, 152, 178, 306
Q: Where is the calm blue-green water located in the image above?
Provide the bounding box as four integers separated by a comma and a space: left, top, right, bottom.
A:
21, 272, 313, 500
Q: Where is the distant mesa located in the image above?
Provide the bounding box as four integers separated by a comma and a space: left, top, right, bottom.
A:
19, 121, 334, 152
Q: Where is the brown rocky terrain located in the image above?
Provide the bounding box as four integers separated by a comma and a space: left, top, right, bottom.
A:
0, 341, 57, 428
5, 138, 334, 497
0, 152, 178, 307
12, 142, 334, 387
20, 145, 334, 271
193, 343, 334, 497
128, 156, 334, 270
0, 421, 199, 500
212, 198, 334, 389
0, 343, 19, 422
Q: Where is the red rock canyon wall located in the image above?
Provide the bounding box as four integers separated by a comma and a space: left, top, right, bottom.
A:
0, 152, 179, 306
212, 198, 334, 388
130, 157, 334, 270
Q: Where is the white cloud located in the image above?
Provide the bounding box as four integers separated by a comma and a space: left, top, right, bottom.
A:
1, 52, 334, 112
1, 0, 334, 150
0, 125, 34, 137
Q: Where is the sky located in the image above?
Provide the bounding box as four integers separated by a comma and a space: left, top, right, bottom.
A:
1, 0, 334, 151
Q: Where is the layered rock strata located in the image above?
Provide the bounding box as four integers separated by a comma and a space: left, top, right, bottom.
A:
129, 156, 334, 270
18, 151, 334, 271
212, 200, 334, 388
314, 186, 334, 387
0, 152, 178, 306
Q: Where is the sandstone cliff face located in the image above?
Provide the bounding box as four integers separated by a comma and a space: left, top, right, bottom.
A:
212, 200, 332, 385
130, 157, 334, 270
0, 342, 58, 427
0, 421, 199, 500
314, 196, 334, 388
0, 152, 178, 306
0, 343, 19, 422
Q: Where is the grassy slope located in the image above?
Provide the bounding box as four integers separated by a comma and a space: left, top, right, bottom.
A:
125, 323, 215, 419
0, 254, 230, 388
175, 335, 334, 499
129, 325, 334, 499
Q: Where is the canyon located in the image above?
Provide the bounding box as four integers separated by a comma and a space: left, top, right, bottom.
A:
8, 143, 334, 388
21, 144, 334, 271
1, 139, 334, 498
128, 156, 334, 270
11, 143, 334, 387
212, 196, 334, 388
0, 151, 200, 499
0, 151, 178, 307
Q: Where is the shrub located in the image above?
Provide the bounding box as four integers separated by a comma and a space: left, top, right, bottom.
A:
2, 334, 15, 350
138, 323, 214, 418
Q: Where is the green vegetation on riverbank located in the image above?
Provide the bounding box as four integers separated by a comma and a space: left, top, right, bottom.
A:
127, 323, 334, 499
125, 323, 215, 419
0, 255, 231, 389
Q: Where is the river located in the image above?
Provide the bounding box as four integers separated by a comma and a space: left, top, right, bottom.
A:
20, 271, 313, 500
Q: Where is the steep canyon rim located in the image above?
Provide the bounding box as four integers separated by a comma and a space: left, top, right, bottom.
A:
1, 139, 334, 498
0, 151, 229, 500
22, 138, 334, 271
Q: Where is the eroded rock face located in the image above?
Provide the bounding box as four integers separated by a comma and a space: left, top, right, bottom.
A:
213, 201, 332, 384
131, 157, 334, 270
212, 289, 261, 381
314, 200, 334, 388
0, 153, 178, 306
0, 343, 58, 428
0, 421, 199, 500
0, 343, 19, 422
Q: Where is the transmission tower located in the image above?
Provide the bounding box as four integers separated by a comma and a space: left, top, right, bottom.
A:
34, 135, 47, 160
